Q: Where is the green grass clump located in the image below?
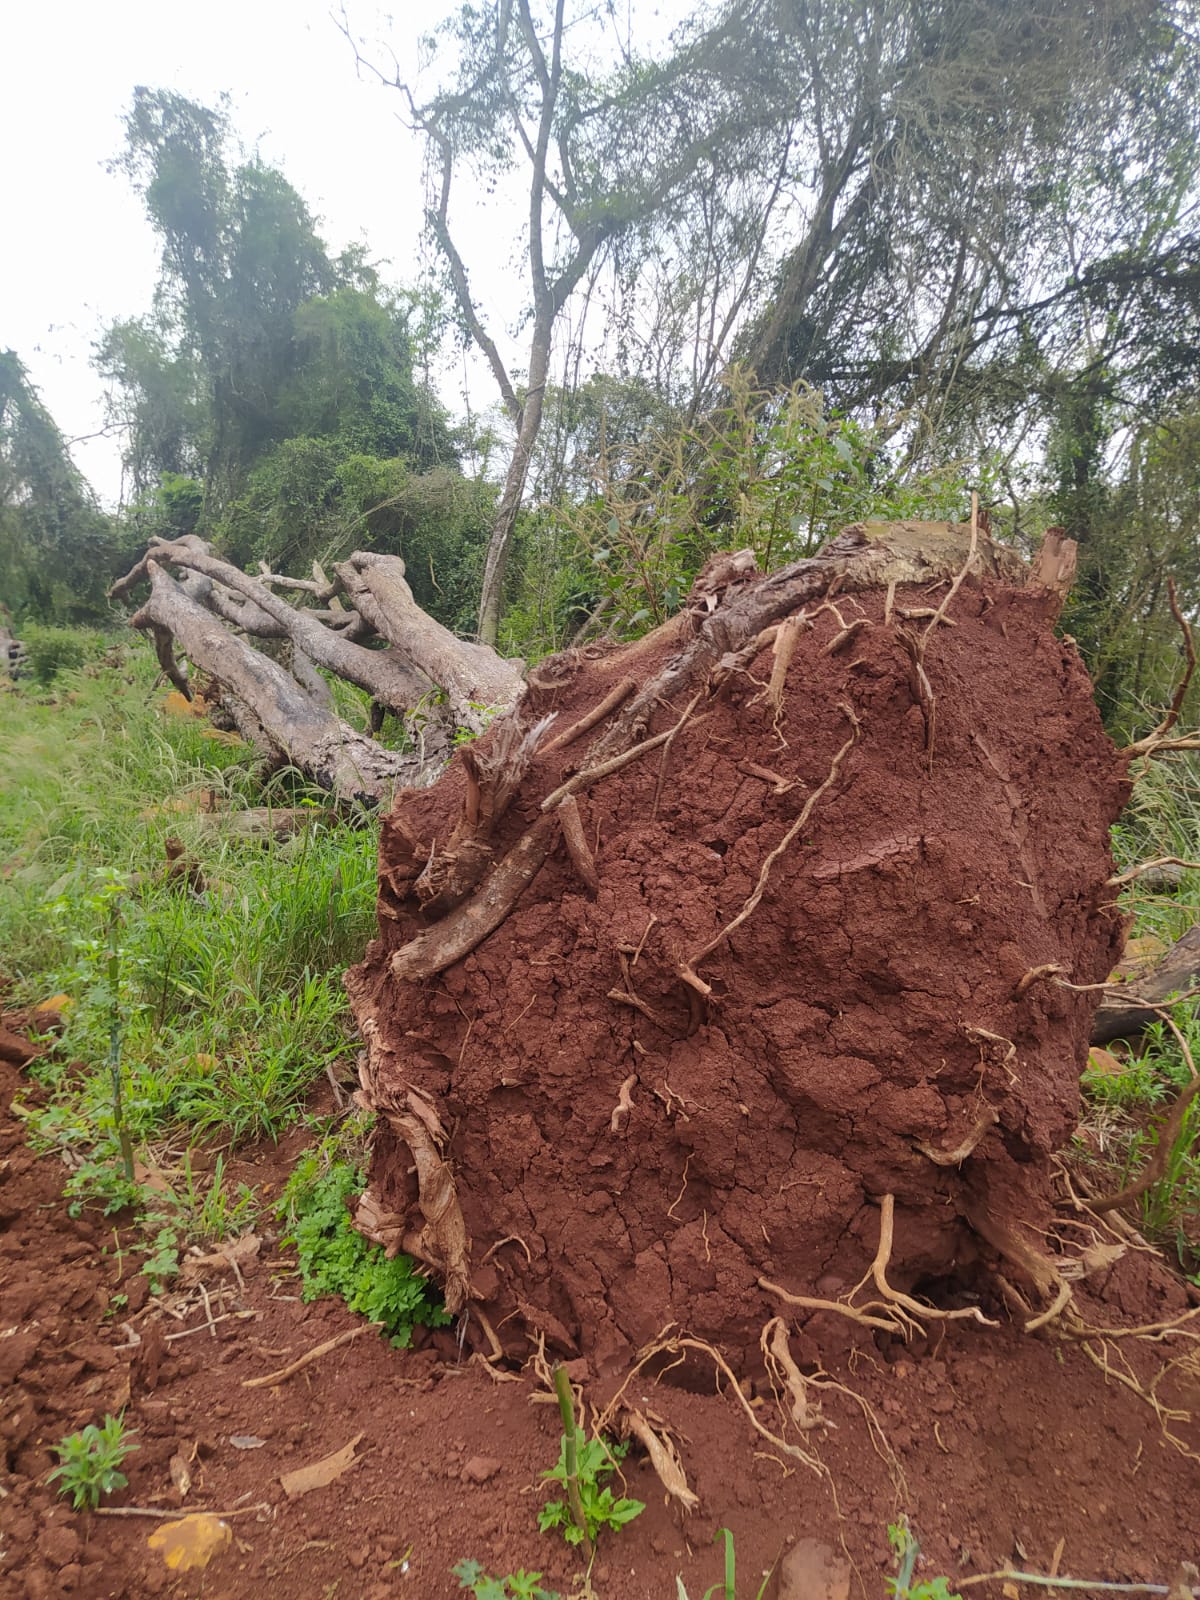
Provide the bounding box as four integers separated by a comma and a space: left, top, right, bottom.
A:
280, 1153, 450, 1345
0, 636, 382, 1210
49, 1414, 138, 1510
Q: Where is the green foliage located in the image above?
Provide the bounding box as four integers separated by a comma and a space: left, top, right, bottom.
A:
49, 1415, 138, 1510
886, 1523, 961, 1600
0, 636, 374, 1209
0, 350, 118, 622
538, 1433, 644, 1547
20, 625, 101, 684
513, 370, 977, 652
675, 1527, 774, 1600
280, 1154, 450, 1345
453, 1561, 560, 1600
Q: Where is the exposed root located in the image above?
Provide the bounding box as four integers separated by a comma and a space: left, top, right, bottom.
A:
737, 759, 796, 795
603, 1327, 824, 1475
761, 1317, 826, 1431
609, 951, 678, 1033
1014, 962, 1066, 998
758, 1276, 919, 1338
869, 1195, 997, 1328
479, 1234, 533, 1267
609, 1073, 637, 1134
823, 616, 872, 655
896, 625, 936, 761
756, 612, 809, 737
541, 676, 637, 754
558, 794, 599, 893
916, 1103, 998, 1166
682, 702, 861, 978
540, 690, 704, 814
1023, 1278, 1073, 1334
620, 1408, 700, 1513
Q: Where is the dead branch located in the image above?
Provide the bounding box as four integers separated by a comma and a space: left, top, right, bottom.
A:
1123, 580, 1197, 759
242, 1323, 379, 1388
1089, 1071, 1200, 1215
1108, 856, 1200, 888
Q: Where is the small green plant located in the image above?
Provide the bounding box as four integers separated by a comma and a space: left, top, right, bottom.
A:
453, 1559, 561, 1599
538, 1366, 644, 1550
886, 1522, 961, 1600
48, 1414, 138, 1509
279, 1154, 449, 1344
675, 1527, 774, 1599
140, 1225, 181, 1293
21, 624, 93, 684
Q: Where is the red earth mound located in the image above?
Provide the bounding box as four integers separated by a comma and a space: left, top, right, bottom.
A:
347, 530, 1133, 1376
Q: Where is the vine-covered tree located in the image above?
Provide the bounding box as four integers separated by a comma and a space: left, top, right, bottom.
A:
0, 352, 116, 621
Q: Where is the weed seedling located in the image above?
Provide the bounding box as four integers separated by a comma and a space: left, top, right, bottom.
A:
538, 1365, 644, 1551
453, 1559, 561, 1599
49, 1414, 138, 1509
675, 1527, 774, 1599
886, 1522, 961, 1600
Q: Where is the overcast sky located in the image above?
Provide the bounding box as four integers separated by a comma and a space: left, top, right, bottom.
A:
1, 2, 459, 504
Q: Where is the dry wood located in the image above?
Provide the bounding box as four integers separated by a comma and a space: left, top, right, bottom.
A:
558, 794, 599, 892
241, 1323, 378, 1389
1124, 580, 1197, 758
131, 564, 420, 804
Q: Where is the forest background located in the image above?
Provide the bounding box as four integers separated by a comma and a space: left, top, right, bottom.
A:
5, 0, 1200, 736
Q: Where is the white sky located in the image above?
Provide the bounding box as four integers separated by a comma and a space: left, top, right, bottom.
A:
0, 1, 469, 504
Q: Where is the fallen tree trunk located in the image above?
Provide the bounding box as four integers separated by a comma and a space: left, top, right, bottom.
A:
346, 519, 1138, 1372
110, 535, 524, 802
131, 563, 425, 804
1092, 925, 1200, 1045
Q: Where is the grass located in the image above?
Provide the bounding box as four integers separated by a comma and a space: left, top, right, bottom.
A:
0, 634, 375, 1222
1082, 755, 1200, 1268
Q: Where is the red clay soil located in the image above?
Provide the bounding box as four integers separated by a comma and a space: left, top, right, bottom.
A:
2, 1042, 1200, 1600
348, 574, 1133, 1373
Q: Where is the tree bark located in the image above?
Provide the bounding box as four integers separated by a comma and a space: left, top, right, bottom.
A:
335, 552, 522, 727
131, 563, 424, 805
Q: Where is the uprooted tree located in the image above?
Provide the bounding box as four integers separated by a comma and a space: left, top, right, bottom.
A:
111, 521, 1200, 1422
336, 516, 1200, 1414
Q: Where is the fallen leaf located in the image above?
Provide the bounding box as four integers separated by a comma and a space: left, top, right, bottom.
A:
1086, 1047, 1127, 1077
147, 1513, 232, 1571
1002, 1585, 1020, 1600
229, 1435, 267, 1450
34, 993, 73, 1018
179, 1233, 261, 1285
169, 1451, 192, 1498
161, 690, 206, 720
280, 1433, 364, 1499
778, 1538, 850, 1600
133, 1159, 175, 1198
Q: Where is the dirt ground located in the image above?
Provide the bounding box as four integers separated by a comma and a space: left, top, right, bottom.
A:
3, 1037, 1200, 1600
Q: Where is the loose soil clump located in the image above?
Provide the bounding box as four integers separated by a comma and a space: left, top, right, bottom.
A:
347, 525, 1134, 1374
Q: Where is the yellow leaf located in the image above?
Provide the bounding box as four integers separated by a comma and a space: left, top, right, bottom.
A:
146, 1513, 232, 1571
34, 993, 73, 1017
